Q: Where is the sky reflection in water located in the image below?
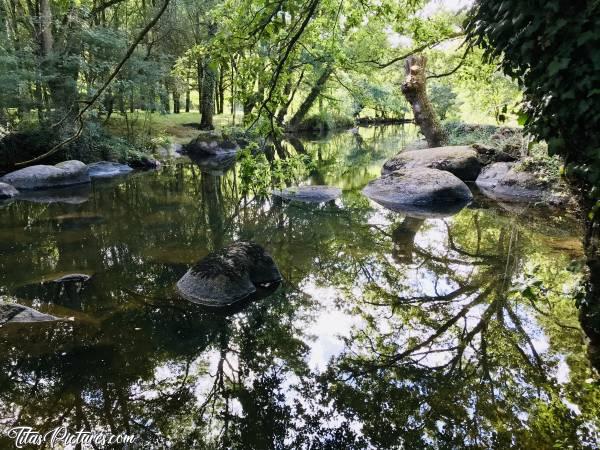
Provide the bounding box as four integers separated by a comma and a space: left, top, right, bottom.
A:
0, 125, 598, 449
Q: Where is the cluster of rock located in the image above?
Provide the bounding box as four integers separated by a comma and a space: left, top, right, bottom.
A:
362, 143, 568, 216
0, 160, 137, 203
475, 161, 569, 206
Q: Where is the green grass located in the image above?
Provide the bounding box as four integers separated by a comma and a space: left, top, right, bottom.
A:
105, 111, 240, 146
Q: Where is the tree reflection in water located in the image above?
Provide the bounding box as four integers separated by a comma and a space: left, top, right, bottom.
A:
0, 126, 598, 449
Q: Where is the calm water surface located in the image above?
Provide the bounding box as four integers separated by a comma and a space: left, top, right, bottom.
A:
0, 126, 598, 449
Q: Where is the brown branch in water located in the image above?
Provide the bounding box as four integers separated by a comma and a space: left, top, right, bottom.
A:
16, 0, 172, 166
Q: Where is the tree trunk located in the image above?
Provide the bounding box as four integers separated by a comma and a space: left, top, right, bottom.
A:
197, 58, 203, 117
173, 90, 180, 114
287, 65, 333, 131
200, 58, 216, 129
214, 81, 220, 116
401, 54, 447, 147
276, 80, 292, 125
160, 85, 170, 113
39, 0, 53, 57
218, 65, 225, 114
129, 89, 135, 113
117, 90, 125, 114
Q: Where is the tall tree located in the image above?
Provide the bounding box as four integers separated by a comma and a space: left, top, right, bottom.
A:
401, 54, 447, 147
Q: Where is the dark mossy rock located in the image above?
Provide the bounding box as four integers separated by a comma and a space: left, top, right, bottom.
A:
475, 162, 570, 205
272, 185, 342, 203
382, 146, 481, 181
471, 143, 517, 165
0, 302, 59, 325
176, 241, 281, 306
0, 160, 90, 190
128, 155, 161, 170
184, 131, 240, 156
363, 168, 473, 216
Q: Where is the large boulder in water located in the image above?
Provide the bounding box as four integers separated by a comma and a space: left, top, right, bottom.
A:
363, 168, 473, 216
475, 162, 570, 205
272, 185, 342, 203
88, 161, 133, 178
382, 146, 481, 181
0, 160, 90, 190
176, 241, 281, 306
0, 302, 59, 325
0, 182, 18, 199
184, 132, 239, 156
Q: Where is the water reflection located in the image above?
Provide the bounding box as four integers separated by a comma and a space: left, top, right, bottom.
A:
0, 126, 598, 449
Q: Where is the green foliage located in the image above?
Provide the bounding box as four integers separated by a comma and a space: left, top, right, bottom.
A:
466, 0, 600, 204
443, 121, 523, 156
428, 83, 461, 120
297, 112, 355, 132
237, 143, 314, 196
516, 155, 564, 183
238, 144, 272, 196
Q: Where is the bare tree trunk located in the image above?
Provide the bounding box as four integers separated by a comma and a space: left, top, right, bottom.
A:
401, 54, 447, 147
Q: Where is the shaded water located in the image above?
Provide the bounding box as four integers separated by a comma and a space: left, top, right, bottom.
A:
0, 126, 598, 449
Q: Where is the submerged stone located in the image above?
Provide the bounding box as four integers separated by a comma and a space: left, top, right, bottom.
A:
382, 146, 481, 181
53, 274, 92, 284
0, 160, 90, 190
88, 161, 134, 178
176, 241, 281, 306
0, 302, 59, 325
476, 162, 570, 205
363, 168, 473, 215
272, 185, 342, 203
17, 184, 91, 204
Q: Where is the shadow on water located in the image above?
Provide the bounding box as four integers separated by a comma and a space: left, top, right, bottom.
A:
0, 125, 598, 449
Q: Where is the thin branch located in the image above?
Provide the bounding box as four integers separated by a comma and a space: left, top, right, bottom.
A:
89, 0, 126, 16
356, 33, 463, 69
427, 44, 472, 79
246, 0, 320, 131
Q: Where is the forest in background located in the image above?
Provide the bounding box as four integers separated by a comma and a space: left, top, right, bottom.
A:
0, 0, 521, 162
0, 0, 598, 280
